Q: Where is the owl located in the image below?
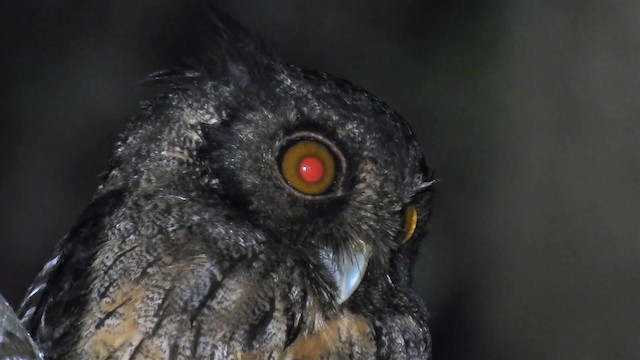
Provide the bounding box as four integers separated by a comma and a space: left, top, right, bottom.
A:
18, 7, 434, 360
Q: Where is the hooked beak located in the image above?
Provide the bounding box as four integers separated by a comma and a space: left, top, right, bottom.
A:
320, 241, 372, 305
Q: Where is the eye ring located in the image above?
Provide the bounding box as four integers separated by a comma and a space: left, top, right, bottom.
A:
278, 132, 345, 196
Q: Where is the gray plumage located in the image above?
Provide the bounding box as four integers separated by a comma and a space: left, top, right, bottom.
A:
19, 7, 433, 360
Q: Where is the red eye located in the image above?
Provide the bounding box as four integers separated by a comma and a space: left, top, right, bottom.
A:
280, 140, 336, 195
298, 156, 325, 183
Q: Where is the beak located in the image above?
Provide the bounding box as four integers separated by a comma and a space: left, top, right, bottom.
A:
320, 241, 372, 305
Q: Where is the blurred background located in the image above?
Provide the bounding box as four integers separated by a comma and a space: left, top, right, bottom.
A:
1, 1, 639, 359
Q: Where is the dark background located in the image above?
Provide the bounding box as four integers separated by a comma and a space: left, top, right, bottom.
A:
1, 1, 639, 359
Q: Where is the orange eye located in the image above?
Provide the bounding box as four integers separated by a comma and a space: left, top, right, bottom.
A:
280, 140, 336, 195
399, 205, 418, 245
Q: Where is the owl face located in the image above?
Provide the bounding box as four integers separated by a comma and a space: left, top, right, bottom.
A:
191, 62, 432, 306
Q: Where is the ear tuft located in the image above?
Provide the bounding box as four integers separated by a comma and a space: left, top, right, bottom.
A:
141, 2, 276, 89
193, 2, 276, 84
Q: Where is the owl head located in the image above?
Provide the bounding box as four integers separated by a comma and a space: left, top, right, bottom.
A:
99, 7, 433, 315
